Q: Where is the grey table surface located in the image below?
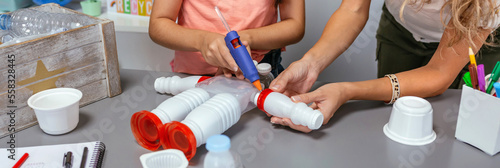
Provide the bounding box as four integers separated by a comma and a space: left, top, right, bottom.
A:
2, 69, 500, 168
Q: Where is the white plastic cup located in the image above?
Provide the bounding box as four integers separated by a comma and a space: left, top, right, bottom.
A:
27, 88, 82, 135
140, 149, 188, 168
383, 96, 436, 146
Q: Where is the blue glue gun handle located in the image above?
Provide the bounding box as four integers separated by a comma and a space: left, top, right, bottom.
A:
225, 31, 260, 82
231, 46, 260, 82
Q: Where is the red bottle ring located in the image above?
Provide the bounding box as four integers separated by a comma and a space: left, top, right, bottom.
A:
130, 110, 164, 151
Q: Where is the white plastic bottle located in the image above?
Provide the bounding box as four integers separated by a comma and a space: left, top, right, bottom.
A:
155, 75, 257, 112
160, 76, 259, 160
256, 63, 274, 89
0, 8, 94, 38
161, 93, 242, 160
130, 88, 210, 151
154, 76, 210, 95
253, 89, 324, 130
204, 134, 243, 168
196, 76, 258, 112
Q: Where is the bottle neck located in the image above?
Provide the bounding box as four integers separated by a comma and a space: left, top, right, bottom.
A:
0, 14, 11, 30
208, 149, 231, 153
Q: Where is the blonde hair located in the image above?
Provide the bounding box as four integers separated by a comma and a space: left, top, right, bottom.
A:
400, 0, 499, 48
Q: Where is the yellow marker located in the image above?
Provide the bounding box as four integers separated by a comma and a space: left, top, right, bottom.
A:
252, 80, 262, 91
469, 47, 477, 66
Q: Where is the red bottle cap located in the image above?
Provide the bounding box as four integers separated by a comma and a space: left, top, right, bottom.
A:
130, 110, 164, 151
257, 89, 273, 115
161, 121, 197, 160
197, 76, 211, 83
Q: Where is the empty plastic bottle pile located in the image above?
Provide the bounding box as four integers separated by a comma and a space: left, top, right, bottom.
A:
0, 8, 95, 46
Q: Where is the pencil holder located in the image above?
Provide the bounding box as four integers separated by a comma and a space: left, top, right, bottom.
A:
455, 85, 500, 156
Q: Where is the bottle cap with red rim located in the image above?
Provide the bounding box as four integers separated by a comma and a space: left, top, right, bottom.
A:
130, 110, 165, 151
161, 121, 198, 160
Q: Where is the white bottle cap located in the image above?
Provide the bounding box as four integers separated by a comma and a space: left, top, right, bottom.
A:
257, 63, 272, 75
206, 134, 231, 152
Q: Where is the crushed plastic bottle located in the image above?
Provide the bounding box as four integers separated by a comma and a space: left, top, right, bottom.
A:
0, 8, 94, 43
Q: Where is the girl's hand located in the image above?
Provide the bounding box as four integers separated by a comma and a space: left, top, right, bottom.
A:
214, 40, 252, 80
200, 33, 239, 73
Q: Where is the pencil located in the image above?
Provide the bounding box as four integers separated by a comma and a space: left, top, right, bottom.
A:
469, 64, 479, 90
80, 147, 88, 168
469, 47, 477, 67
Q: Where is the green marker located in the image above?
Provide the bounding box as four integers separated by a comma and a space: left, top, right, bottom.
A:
463, 72, 472, 88
486, 61, 500, 94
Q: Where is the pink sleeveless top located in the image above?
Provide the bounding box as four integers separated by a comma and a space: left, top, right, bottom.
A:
171, 0, 279, 75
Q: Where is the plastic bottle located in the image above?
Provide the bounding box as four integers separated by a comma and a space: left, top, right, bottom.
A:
161, 93, 242, 160
0, 8, 94, 38
154, 76, 211, 95
254, 89, 324, 130
160, 76, 258, 160
155, 75, 256, 112
130, 88, 210, 151
203, 134, 243, 168
256, 62, 274, 89
0, 30, 9, 41
154, 75, 323, 129
195, 76, 258, 112
146, 75, 323, 161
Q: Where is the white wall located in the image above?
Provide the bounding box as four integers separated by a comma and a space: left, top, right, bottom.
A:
116, 0, 385, 82
115, 31, 174, 71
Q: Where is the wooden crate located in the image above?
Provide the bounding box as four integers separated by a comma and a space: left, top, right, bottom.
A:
0, 3, 121, 137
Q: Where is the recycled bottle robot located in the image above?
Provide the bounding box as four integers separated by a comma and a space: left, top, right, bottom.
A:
130, 76, 324, 160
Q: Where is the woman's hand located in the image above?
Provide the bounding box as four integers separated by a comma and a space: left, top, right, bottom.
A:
270, 83, 350, 133
270, 58, 320, 96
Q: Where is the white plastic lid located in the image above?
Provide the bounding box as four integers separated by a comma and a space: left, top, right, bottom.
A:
383, 96, 436, 146
394, 96, 432, 115
253, 60, 258, 66
383, 124, 436, 146
206, 134, 231, 152
140, 149, 189, 168
257, 63, 272, 75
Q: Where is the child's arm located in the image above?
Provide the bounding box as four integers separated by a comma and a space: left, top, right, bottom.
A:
238, 0, 305, 50
149, 0, 239, 72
